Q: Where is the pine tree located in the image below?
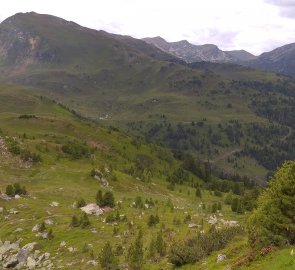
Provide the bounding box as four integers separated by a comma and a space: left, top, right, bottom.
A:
211, 203, 217, 213
127, 230, 144, 269
231, 198, 239, 212
195, 188, 202, 198
39, 222, 46, 232
80, 213, 90, 228
103, 191, 115, 208
248, 161, 295, 247
155, 232, 166, 256
148, 238, 156, 258
96, 190, 103, 207
77, 198, 86, 208
47, 229, 54, 240
13, 183, 22, 195
5, 185, 15, 197
99, 242, 119, 270
71, 215, 80, 227
217, 202, 222, 211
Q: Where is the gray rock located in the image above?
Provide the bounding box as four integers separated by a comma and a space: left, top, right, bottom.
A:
22, 242, 39, 253
44, 219, 53, 225
0, 241, 20, 255
217, 253, 227, 263
17, 248, 29, 264
26, 256, 36, 269
86, 260, 98, 266
0, 193, 11, 201
32, 224, 40, 233
4, 254, 19, 268
44, 252, 50, 260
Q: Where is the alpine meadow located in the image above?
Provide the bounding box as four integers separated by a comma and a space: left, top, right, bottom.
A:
0, 7, 294, 270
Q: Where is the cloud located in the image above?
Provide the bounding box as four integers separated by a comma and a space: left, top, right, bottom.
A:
266, 0, 295, 6
265, 0, 295, 18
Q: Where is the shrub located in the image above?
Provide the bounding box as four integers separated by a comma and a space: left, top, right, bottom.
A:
5, 183, 27, 197
19, 114, 37, 119
169, 226, 242, 266
61, 141, 90, 159
148, 214, 160, 227
77, 198, 86, 208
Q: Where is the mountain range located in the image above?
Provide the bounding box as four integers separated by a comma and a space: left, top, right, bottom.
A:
142, 36, 256, 63
142, 36, 295, 78
1, 12, 295, 178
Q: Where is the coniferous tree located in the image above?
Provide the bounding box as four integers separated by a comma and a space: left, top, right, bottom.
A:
148, 238, 156, 259
47, 229, 54, 240
248, 161, 295, 247
80, 213, 90, 228
231, 198, 239, 212
103, 191, 115, 208
127, 230, 144, 269
77, 198, 86, 208
5, 185, 15, 197
71, 215, 80, 227
195, 188, 202, 198
99, 242, 119, 270
96, 190, 103, 207
39, 222, 46, 232
155, 232, 166, 256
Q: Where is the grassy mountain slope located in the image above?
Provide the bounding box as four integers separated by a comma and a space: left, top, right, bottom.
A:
0, 85, 293, 270
246, 43, 295, 78
0, 84, 246, 269
1, 13, 295, 179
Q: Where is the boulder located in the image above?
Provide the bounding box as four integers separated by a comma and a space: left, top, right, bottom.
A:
22, 242, 40, 253
0, 193, 11, 201
80, 203, 103, 215
44, 219, 53, 225
86, 260, 98, 266
32, 224, 40, 233
49, 202, 59, 207
0, 241, 20, 255
3, 255, 19, 268
26, 256, 36, 269
217, 254, 227, 263
188, 223, 200, 228
17, 248, 29, 264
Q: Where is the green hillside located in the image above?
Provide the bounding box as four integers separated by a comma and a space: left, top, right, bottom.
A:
0, 81, 294, 270
1, 13, 295, 178
1, 13, 295, 179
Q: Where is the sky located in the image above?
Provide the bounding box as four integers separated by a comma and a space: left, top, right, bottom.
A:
0, 0, 294, 55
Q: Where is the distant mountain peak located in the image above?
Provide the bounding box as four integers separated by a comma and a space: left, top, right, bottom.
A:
142, 36, 255, 63
143, 36, 263, 65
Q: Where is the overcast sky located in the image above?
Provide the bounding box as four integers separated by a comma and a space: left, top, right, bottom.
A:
0, 0, 294, 55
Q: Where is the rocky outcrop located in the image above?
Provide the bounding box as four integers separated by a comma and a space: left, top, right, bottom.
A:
0, 240, 52, 269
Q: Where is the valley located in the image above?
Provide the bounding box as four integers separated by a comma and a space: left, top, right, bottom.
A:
0, 11, 294, 270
